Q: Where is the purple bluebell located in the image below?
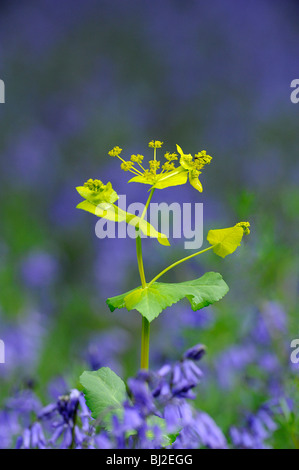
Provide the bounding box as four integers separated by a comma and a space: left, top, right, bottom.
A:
127, 377, 157, 416
173, 411, 227, 449
230, 406, 277, 449
183, 344, 206, 361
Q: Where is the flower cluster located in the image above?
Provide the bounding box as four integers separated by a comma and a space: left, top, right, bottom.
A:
235, 221, 251, 235
16, 389, 92, 449
148, 140, 163, 148
83, 178, 104, 191
108, 141, 213, 192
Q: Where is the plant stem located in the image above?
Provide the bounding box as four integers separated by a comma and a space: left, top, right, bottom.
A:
136, 188, 155, 370
141, 188, 155, 220
140, 316, 150, 370
135, 234, 146, 289
147, 245, 214, 287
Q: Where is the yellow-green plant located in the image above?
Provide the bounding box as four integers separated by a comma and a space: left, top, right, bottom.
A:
76, 140, 250, 374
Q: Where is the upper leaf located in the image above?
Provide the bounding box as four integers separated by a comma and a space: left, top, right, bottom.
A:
128, 166, 188, 190
77, 196, 170, 247
154, 166, 188, 189
207, 225, 244, 258
79, 367, 126, 423
107, 272, 229, 323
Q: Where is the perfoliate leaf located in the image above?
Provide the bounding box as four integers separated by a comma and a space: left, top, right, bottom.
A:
77, 200, 170, 246
127, 175, 153, 185
107, 272, 229, 323
128, 166, 188, 190
154, 167, 188, 189
207, 226, 244, 258
79, 367, 126, 423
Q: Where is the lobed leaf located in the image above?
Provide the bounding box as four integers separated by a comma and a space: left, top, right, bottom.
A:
107, 272, 229, 323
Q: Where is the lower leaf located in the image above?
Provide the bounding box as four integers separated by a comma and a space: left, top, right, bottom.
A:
79, 367, 126, 426
107, 272, 229, 323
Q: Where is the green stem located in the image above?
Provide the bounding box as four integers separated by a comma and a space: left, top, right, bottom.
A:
148, 245, 214, 287
136, 235, 146, 288
141, 188, 155, 220
140, 316, 150, 370
136, 188, 155, 370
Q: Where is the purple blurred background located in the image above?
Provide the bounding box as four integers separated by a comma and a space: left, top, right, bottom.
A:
0, 0, 298, 444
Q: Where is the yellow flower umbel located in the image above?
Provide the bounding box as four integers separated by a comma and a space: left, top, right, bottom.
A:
108, 146, 146, 178
235, 221, 251, 235
108, 146, 122, 157
77, 178, 119, 205
108, 141, 213, 193
108, 141, 164, 182
176, 145, 212, 192
148, 140, 163, 148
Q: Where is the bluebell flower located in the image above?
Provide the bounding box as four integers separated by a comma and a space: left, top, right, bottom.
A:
127, 377, 156, 416
17, 389, 93, 449
183, 344, 206, 361
19, 422, 47, 449
173, 411, 227, 449
93, 432, 114, 449
230, 406, 277, 449
164, 401, 193, 433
